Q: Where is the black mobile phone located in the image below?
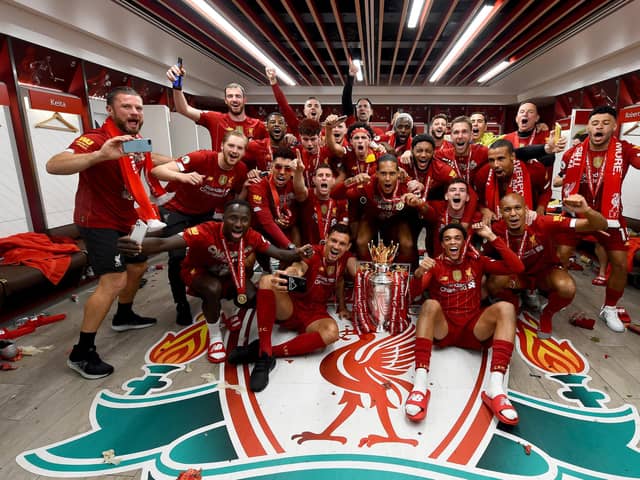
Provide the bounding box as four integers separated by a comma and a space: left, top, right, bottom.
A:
280, 273, 307, 293
172, 57, 183, 89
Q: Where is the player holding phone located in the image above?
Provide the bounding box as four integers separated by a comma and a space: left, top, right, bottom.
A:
228, 223, 358, 392
46, 86, 172, 379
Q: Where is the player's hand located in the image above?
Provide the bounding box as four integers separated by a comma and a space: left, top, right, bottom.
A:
563, 193, 589, 213
271, 271, 289, 292
407, 179, 425, 195
265, 66, 277, 85
338, 305, 352, 320
99, 135, 135, 161
166, 64, 185, 83
545, 134, 567, 153
472, 222, 497, 241
525, 209, 537, 225
284, 133, 297, 146
178, 171, 205, 185
402, 192, 424, 209
480, 207, 497, 226
418, 254, 436, 272
294, 150, 305, 173
296, 244, 314, 258
247, 168, 262, 180
348, 57, 359, 77
323, 114, 347, 129
399, 150, 413, 166
117, 236, 142, 255
347, 172, 370, 187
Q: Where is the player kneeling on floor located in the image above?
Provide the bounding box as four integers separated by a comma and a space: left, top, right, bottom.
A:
118, 199, 312, 363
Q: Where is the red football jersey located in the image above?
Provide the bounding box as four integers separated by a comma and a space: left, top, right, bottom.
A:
292, 244, 353, 305
181, 221, 270, 274
68, 126, 141, 231
490, 215, 574, 276
435, 143, 488, 185
164, 150, 247, 216
198, 111, 267, 149
299, 191, 348, 244
420, 238, 523, 325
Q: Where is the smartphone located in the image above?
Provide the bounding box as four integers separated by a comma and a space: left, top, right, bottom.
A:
280, 273, 307, 293
172, 57, 183, 89
129, 219, 148, 244
122, 138, 152, 154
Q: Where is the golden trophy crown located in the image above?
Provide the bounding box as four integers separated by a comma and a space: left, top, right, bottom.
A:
368, 239, 399, 265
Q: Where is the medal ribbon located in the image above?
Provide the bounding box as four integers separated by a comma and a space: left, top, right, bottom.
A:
585, 150, 607, 204
220, 236, 245, 295
506, 230, 528, 259
314, 199, 334, 240
268, 176, 289, 220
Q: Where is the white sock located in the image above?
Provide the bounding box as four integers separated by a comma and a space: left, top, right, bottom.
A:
207, 322, 222, 343
601, 305, 616, 313
485, 371, 518, 421
486, 371, 505, 398
406, 368, 428, 416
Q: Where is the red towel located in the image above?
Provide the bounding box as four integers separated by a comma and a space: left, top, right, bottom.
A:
628, 237, 640, 272
0, 233, 80, 285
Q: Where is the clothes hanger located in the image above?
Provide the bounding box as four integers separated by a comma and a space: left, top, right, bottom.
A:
35, 111, 78, 132
622, 121, 639, 136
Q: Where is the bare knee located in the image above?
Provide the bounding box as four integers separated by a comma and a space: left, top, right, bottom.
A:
317, 320, 339, 345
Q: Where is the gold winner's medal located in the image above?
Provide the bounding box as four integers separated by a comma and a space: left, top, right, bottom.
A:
593, 156, 604, 169
396, 201, 405, 211
237, 293, 247, 305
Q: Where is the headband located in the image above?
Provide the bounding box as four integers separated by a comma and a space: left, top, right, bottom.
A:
350, 127, 371, 139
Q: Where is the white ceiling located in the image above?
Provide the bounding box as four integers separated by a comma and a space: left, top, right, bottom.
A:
2, 0, 640, 105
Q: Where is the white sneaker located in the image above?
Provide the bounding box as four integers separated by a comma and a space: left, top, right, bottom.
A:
146, 218, 167, 232
599, 306, 626, 333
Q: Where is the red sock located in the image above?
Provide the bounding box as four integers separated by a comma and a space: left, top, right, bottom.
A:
257, 289, 276, 356
415, 337, 433, 370
604, 287, 623, 307
540, 291, 572, 333
490, 339, 514, 373
272, 332, 326, 357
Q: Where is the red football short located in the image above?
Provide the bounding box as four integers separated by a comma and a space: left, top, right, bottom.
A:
435, 310, 485, 350
279, 300, 333, 333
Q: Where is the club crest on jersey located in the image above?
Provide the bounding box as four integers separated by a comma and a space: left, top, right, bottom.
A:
219, 175, 228, 185
452, 270, 462, 282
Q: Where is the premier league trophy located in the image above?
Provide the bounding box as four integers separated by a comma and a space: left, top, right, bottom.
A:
353, 240, 410, 335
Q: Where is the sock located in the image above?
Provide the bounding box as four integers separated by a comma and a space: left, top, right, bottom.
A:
272, 332, 325, 357
490, 339, 514, 374
70, 332, 96, 360
604, 287, 623, 307
539, 291, 572, 333
116, 302, 133, 317
257, 288, 277, 356
486, 371, 506, 398
406, 367, 429, 416
414, 337, 433, 370
207, 321, 222, 343
486, 371, 517, 421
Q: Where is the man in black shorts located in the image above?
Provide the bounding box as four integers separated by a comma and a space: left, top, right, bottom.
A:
46, 86, 170, 379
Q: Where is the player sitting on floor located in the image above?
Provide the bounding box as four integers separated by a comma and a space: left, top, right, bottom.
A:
405, 223, 524, 425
